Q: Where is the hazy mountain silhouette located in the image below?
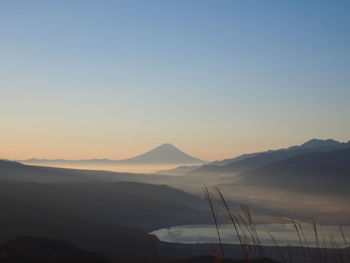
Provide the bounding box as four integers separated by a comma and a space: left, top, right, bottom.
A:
21, 143, 206, 165
0, 159, 24, 167
0, 159, 137, 182
191, 138, 350, 174
117, 143, 206, 164
238, 147, 350, 194
22, 158, 117, 165
298, 138, 342, 149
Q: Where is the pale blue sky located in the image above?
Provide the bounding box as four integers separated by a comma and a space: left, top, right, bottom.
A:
1, 0, 350, 160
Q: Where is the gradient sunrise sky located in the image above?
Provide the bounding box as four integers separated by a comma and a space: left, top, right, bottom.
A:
1, 1, 350, 161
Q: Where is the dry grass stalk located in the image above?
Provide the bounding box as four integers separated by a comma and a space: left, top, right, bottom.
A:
204, 187, 225, 260
204, 187, 349, 263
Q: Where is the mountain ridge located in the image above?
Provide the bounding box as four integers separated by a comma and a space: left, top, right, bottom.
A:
237, 146, 350, 194
190, 138, 350, 174
19, 143, 207, 165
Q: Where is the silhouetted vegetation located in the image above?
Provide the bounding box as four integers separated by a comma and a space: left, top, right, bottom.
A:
203, 187, 350, 263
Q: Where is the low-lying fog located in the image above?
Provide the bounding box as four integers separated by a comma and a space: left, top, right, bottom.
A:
18, 162, 350, 226
20, 162, 185, 174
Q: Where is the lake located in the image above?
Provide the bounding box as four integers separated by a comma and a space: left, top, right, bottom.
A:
151, 223, 350, 248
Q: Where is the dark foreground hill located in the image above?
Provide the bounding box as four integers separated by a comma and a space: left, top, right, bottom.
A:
0, 237, 282, 263
4, 236, 349, 263
173, 256, 280, 263
0, 181, 208, 231
0, 236, 108, 263
0, 181, 209, 260
0, 159, 141, 182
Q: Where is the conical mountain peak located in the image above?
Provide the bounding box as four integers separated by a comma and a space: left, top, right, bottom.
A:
155, 143, 178, 149
117, 144, 206, 164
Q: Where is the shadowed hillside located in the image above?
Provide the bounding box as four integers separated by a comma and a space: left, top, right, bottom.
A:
191, 139, 350, 174
0, 236, 108, 263
0, 180, 209, 259
238, 147, 350, 194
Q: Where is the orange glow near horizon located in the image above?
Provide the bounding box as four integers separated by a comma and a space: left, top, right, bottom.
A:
2, 141, 254, 162
2, 136, 344, 162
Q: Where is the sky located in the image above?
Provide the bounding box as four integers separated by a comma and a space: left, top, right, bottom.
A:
1, 0, 350, 161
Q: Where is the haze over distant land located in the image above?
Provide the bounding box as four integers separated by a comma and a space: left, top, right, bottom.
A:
20, 143, 207, 173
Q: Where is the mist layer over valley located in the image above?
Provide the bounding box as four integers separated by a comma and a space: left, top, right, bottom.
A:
19, 143, 207, 173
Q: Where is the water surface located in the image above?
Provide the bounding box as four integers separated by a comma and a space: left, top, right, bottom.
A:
152, 223, 350, 248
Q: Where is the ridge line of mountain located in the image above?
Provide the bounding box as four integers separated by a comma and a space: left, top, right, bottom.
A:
17, 143, 207, 165
188, 138, 350, 174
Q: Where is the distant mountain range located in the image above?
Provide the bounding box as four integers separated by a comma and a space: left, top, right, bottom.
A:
238, 146, 350, 194
20, 143, 206, 165
190, 138, 350, 174
0, 159, 135, 182
168, 138, 350, 195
